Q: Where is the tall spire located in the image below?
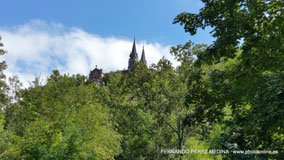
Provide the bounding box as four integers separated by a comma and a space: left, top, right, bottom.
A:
129, 37, 138, 59
128, 37, 138, 71
140, 44, 147, 65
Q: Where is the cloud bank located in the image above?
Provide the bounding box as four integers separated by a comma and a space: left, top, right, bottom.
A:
0, 20, 176, 87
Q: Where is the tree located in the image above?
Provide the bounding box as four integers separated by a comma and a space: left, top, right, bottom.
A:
174, 0, 284, 159
0, 36, 22, 159
174, 0, 284, 68
0, 36, 8, 109
100, 64, 159, 159
120, 60, 206, 159
171, 41, 225, 160
5, 71, 122, 159
99, 61, 190, 159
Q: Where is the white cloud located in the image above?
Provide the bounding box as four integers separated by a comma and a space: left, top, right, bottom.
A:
0, 20, 177, 87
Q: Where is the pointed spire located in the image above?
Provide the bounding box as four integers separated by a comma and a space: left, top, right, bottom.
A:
128, 37, 139, 71
140, 44, 147, 65
130, 37, 138, 59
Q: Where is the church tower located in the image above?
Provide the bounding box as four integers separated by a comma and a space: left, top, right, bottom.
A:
128, 38, 138, 71
140, 45, 147, 65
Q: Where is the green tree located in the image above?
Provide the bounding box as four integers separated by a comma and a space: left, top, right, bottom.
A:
174, 1, 284, 159
171, 41, 225, 160
5, 71, 121, 159
0, 36, 22, 159
100, 65, 159, 159
0, 36, 8, 109
115, 60, 205, 159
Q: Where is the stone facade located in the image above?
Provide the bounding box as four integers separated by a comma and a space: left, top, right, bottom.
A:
89, 66, 103, 83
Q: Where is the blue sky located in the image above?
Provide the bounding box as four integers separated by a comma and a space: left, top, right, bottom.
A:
0, 0, 214, 87
0, 0, 213, 45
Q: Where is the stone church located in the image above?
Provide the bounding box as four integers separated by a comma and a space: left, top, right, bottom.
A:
89, 39, 147, 83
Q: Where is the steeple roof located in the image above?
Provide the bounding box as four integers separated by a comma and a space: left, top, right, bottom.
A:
140, 45, 147, 65
130, 38, 138, 59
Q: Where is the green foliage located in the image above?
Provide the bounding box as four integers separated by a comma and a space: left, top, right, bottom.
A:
2, 2, 284, 157
0, 37, 21, 160
174, 1, 284, 159
3, 71, 121, 159
101, 63, 159, 159
174, 1, 284, 66
97, 60, 199, 159
0, 36, 8, 109
0, 109, 21, 159
184, 124, 223, 160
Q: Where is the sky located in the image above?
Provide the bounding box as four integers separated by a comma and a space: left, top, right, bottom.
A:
0, 0, 214, 87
